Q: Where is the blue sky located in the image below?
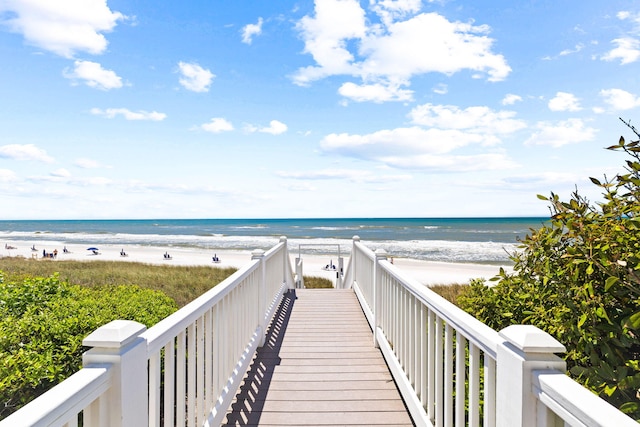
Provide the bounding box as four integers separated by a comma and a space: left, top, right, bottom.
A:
1, 1, 640, 219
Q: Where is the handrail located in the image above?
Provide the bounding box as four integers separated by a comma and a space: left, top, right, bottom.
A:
533, 370, 639, 427
344, 235, 639, 427
0, 365, 112, 427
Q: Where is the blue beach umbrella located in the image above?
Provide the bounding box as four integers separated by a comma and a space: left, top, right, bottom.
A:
87, 247, 99, 251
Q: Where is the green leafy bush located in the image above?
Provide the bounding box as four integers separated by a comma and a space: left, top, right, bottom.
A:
0, 271, 177, 419
459, 120, 640, 419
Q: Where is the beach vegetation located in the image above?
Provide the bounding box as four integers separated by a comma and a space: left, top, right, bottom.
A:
302, 275, 333, 288
0, 270, 177, 420
0, 258, 238, 308
429, 283, 467, 305
458, 119, 640, 419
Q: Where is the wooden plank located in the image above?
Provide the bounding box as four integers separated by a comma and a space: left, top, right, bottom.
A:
223, 289, 414, 426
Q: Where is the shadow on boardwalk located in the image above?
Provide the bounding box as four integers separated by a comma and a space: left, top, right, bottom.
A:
222, 290, 296, 425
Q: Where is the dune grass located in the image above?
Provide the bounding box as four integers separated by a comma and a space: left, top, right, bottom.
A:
0, 257, 237, 308
0, 257, 334, 307
429, 283, 467, 306
302, 276, 333, 288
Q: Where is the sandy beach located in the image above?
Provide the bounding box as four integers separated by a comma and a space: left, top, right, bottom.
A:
1, 240, 510, 286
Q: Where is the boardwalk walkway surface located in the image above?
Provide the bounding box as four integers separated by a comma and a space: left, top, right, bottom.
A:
223, 288, 414, 426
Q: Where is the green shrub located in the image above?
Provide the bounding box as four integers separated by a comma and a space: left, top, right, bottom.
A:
459, 120, 640, 419
0, 272, 177, 419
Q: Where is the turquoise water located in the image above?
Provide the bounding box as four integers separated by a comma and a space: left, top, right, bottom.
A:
0, 218, 548, 264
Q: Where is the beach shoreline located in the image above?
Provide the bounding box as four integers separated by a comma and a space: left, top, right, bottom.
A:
1, 239, 511, 286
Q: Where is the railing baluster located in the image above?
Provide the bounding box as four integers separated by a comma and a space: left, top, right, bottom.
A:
420, 304, 427, 409
469, 343, 480, 427
176, 330, 186, 426
149, 352, 161, 427
427, 308, 435, 423
213, 303, 221, 397
196, 315, 205, 425
484, 356, 496, 427
411, 293, 417, 389
187, 322, 196, 427
204, 308, 213, 418
435, 316, 444, 427
164, 339, 175, 427
445, 324, 454, 427
455, 332, 466, 427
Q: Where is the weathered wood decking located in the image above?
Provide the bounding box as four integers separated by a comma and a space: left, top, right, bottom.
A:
223, 289, 414, 426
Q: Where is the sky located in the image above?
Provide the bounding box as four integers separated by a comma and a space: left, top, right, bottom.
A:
1, 1, 640, 220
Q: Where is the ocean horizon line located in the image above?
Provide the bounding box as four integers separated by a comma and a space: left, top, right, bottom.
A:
0, 215, 550, 222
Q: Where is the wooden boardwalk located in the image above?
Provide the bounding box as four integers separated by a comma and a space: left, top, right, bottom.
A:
223, 289, 414, 426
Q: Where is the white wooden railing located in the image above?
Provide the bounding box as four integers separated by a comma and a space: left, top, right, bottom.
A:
0, 237, 295, 427
344, 235, 638, 427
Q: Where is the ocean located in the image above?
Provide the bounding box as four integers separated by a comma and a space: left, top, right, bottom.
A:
0, 217, 548, 264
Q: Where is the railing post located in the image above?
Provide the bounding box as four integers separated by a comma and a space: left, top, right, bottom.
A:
496, 325, 566, 427
351, 235, 360, 288
373, 248, 387, 348
252, 248, 267, 346
82, 320, 148, 427
280, 236, 293, 290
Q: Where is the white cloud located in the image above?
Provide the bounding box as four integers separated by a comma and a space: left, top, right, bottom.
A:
377, 152, 518, 171
74, 158, 103, 169
91, 107, 166, 121
64, 60, 123, 90
524, 119, 597, 148
177, 62, 214, 93
432, 83, 448, 95
502, 171, 588, 189
318, 102, 523, 171
548, 92, 582, 112
246, 120, 288, 135
358, 13, 510, 81
321, 127, 481, 157
371, 0, 422, 26
50, 168, 71, 178
0, 144, 54, 162
559, 43, 584, 57
0, 0, 126, 58
600, 88, 640, 110
338, 81, 413, 102
277, 168, 411, 183
293, 3, 510, 102
600, 12, 640, 64
502, 94, 522, 105
0, 169, 17, 182
261, 120, 288, 135
409, 104, 526, 136
602, 37, 640, 64
201, 118, 234, 133
278, 169, 373, 181
241, 17, 263, 44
